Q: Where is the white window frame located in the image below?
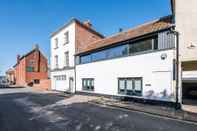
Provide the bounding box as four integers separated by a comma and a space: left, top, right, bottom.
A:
54, 55, 59, 69
118, 77, 142, 96
54, 38, 58, 49
64, 31, 69, 44
64, 51, 69, 67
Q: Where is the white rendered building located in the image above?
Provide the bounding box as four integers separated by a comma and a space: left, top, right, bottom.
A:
50, 19, 104, 92
75, 16, 177, 104
50, 0, 197, 108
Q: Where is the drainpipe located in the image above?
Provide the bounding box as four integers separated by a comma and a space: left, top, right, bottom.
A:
172, 30, 180, 109
74, 56, 77, 94
168, 28, 180, 110
175, 31, 180, 110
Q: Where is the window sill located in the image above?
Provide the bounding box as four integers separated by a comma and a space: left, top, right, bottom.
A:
64, 42, 69, 45
118, 92, 142, 97
82, 89, 94, 92
63, 66, 70, 69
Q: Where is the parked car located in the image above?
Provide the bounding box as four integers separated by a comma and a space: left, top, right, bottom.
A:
0, 76, 8, 88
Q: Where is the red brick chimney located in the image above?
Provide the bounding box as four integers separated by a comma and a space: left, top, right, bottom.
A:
17, 55, 20, 64
83, 20, 92, 28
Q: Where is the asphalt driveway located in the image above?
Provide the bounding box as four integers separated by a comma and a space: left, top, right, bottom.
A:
0, 87, 197, 131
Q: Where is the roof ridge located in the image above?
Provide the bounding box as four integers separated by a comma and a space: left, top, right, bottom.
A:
51, 18, 104, 38
90, 19, 158, 45
76, 15, 173, 55
90, 15, 172, 45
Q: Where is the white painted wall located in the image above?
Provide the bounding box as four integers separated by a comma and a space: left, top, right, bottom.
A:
50, 22, 76, 92
51, 23, 76, 69
175, 0, 197, 61
51, 70, 75, 92
76, 50, 176, 102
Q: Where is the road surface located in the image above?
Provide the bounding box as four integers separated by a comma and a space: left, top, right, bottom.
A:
0, 87, 197, 131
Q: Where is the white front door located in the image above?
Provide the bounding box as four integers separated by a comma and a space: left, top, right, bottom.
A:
69, 77, 74, 92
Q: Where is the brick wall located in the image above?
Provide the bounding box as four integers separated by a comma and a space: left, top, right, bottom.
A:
75, 22, 103, 54
25, 50, 48, 84
15, 58, 26, 86
33, 79, 51, 90
14, 49, 48, 87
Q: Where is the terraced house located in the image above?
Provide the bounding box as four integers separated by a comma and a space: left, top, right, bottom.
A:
51, 0, 197, 109
50, 20, 104, 92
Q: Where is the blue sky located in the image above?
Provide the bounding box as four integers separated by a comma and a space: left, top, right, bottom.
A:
0, 0, 171, 75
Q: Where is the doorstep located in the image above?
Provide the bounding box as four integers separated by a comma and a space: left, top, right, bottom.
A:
90, 97, 197, 123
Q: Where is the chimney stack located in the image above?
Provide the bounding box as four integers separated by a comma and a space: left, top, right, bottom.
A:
17, 55, 20, 64
33, 44, 39, 51
119, 28, 123, 32
83, 20, 92, 28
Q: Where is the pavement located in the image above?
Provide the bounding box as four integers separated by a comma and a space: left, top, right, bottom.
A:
1, 87, 197, 131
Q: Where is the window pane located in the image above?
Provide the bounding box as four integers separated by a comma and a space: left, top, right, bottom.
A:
83, 80, 86, 87
82, 79, 94, 91
87, 80, 91, 86
90, 80, 94, 90
64, 32, 69, 43
26, 67, 34, 72
134, 79, 142, 91
65, 52, 69, 66
119, 80, 125, 90
154, 38, 158, 50
80, 55, 91, 64
107, 45, 128, 58
126, 79, 133, 90
91, 80, 94, 86
55, 38, 58, 48
129, 38, 153, 54
91, 50, 107, 61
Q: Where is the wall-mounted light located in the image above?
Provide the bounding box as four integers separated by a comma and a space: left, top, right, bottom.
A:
187, 42, 197, 49
161, 53, 167, 60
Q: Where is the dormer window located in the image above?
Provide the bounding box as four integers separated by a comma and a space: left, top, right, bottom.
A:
55, 38, 58, 49
64, 31, 69, 44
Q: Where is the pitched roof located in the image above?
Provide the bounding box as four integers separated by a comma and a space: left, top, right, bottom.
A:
51, 18, 104, 38
13, 49, 37, 68
76, 15, 174, 55
13, 47, 47, 68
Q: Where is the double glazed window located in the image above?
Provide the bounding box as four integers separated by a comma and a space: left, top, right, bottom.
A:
34, 79, 40, 84
64, 52, 69, 67
26, 67, 34, 72
118, 78, 142, 96
80, 54, 91, 64
54, 38, 58, 49
54, 75, 66, 81
82, 78, 94, 91
91, 50, 107, 62
106, 45, 128, 59
79, 36, 158, 64
28, 60, 35, 66
129, 38, 158, 54
54, 55, 59, 68
64, 32, 69, 44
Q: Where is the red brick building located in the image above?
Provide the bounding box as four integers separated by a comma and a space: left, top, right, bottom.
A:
13, 45, 48, 87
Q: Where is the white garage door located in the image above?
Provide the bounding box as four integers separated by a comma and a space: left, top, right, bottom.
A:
54, 75, 69, 92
